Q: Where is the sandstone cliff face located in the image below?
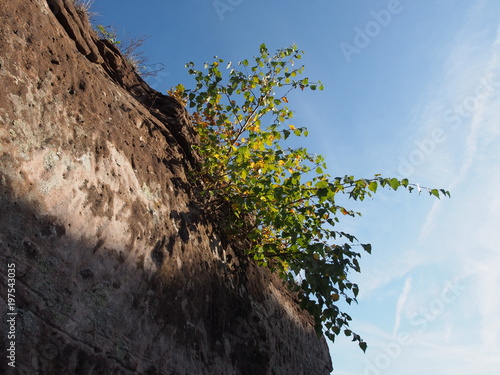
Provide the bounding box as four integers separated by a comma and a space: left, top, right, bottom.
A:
0, 1, 332, 374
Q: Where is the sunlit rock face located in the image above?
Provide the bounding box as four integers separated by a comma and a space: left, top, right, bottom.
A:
0, 1, 332, 374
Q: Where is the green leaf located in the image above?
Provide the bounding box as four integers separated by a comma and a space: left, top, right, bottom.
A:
389, 178, 400, 190
359, 341, 367, 352
440, 189, 451, 198
361, 243, 372, 254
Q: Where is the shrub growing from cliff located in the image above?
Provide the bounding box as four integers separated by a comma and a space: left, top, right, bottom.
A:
171, 44, 450, 350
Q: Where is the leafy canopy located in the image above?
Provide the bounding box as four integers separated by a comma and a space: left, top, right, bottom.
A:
171, 43, 450, 351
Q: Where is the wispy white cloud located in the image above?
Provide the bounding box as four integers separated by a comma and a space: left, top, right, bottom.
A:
328, 4, 500, 374
392, 277, 412, 338
414, 17, 500, 355
344, 8, 500, 375
353, 18, 500, 304
398, 339, 500, 375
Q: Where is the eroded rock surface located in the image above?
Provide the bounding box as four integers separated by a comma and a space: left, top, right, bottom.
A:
0, 1, 332, 374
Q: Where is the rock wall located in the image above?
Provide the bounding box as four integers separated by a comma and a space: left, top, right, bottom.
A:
0, 1, 332, 374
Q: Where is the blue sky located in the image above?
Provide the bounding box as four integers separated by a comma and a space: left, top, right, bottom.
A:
89, 1, 500, 373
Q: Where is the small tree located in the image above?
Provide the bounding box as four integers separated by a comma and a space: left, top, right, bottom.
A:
171, 44, 449, 350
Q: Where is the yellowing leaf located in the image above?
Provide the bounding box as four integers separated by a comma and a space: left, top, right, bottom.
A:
249, 123, 260, 132
282, 96, 289, 103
